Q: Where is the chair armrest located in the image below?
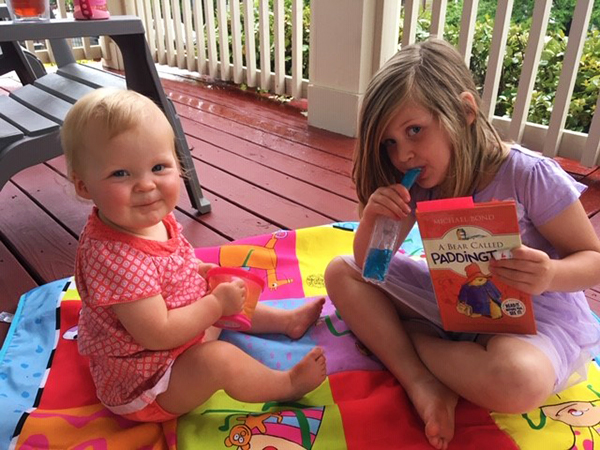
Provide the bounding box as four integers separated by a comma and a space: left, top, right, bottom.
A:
0, 16, 145, 42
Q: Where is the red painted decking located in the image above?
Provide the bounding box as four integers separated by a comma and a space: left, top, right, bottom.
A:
1, 68, 599, 347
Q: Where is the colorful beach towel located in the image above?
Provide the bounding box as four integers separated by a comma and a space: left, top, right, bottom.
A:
1, 223, 599, 449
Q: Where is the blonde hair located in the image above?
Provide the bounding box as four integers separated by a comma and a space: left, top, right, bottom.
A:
61, 88, 175, 180
354, 38, 507, 206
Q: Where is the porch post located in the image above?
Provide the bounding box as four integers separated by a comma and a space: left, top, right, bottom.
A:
307, 0, 400, 137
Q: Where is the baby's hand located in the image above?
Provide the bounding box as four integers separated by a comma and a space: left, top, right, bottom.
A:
489, 245, 555, 295
363, 184, 412, 221
211, 279, 246, 316
198, 261, 219, 279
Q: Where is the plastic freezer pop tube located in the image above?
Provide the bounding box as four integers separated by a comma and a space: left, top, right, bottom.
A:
362, 167, 423, 283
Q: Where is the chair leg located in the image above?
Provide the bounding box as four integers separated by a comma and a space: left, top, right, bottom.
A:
166, 98, 211, 214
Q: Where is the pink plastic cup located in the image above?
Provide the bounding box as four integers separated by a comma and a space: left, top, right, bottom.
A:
206, 267, 265, 331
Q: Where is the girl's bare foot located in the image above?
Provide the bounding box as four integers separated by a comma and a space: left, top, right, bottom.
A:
286, 297, 326, 339
287, 347, 327, 399
406, 375, 458, 450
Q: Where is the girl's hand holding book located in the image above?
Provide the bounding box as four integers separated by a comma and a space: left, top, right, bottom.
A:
489, 245, 555, 296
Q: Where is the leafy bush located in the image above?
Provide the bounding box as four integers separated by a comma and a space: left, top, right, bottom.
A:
185, 0, 599, 131
407, 6, 599, 133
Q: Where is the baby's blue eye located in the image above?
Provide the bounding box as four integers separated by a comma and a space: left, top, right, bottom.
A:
152, 164, 166, 172
111, 169, 127, 177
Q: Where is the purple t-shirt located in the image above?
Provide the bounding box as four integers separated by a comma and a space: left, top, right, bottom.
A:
410, 145, 586, 256
474, 146, 586, 256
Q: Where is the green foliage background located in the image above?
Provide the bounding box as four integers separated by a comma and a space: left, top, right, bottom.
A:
408, 0, 600, 133
243, 0, 598, 132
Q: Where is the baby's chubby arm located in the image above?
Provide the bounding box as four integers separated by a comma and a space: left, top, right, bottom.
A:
354, 184, 416, 268
489, 200, 600, 295
111, 279, 246, 351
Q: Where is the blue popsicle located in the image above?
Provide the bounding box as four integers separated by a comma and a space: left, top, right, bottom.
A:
362, 167, 422, 283
400, 167, 422, 189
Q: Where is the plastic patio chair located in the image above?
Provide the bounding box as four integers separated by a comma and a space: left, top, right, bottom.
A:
0, 8, 211, 213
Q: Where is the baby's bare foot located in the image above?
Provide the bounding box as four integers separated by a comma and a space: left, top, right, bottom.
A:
406, 376, 458, 450
286, 297, 326, 339
288, 347, 327, 398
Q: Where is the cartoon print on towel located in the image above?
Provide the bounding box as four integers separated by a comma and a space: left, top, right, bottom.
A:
523, 386, 600, 450
493, 361, 600, 450
219, 230, 294, 291
221, 407, 325, 450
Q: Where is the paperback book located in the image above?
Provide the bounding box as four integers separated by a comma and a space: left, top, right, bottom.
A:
415, 197, 536, 334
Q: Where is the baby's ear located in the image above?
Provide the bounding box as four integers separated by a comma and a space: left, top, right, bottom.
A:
72, 173, 92, 200
459, 91, 478, 125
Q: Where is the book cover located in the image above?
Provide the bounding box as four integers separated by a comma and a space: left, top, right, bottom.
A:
415, 197, 536, 334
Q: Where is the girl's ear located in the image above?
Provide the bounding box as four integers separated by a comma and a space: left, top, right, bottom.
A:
460, 91, 478, 125
72, 173, 92, 200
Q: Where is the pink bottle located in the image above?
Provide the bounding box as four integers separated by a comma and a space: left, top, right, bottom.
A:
206, 267, 265, 331
73, 0, 110, 20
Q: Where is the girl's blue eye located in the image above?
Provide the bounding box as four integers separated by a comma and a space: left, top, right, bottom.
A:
382, 138, 396, 148
112, 170, 127, 178
152, 164, 166, 172
408, 126, 421, 136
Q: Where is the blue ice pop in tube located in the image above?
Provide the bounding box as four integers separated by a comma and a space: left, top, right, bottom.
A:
362, 167, 422, 283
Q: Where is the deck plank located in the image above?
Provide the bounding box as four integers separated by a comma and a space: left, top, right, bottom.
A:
554, 156, 598, 179
11, 158, 91, 234
0, 239, 37, 306
178, 105, 353, 176
186, 135, 357, 221
190, 158, 335, 229
163, 78, 355, 158
174, 100, 354, 165
180, 117, 355, 197
0, 239, 37, 349
0, 182, 77, 285
580, 168, 600, 218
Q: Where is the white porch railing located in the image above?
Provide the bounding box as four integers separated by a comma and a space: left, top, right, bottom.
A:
308, 0, 600, 167
133, 0, 307, 99
4, 0, 600, 166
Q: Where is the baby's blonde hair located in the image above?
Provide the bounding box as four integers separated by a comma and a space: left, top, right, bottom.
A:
61, 88, 175, 180
354, 38, 507, 206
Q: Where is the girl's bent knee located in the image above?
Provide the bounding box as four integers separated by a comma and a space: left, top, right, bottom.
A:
324, 257, 352, 290
324, 256, 348, 280
487, 358, 554, 413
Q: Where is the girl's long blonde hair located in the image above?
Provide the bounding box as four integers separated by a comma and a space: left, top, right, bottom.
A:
354, 38, 506, 207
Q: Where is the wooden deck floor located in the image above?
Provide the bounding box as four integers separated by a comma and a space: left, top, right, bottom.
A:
1, 67, 600, 347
